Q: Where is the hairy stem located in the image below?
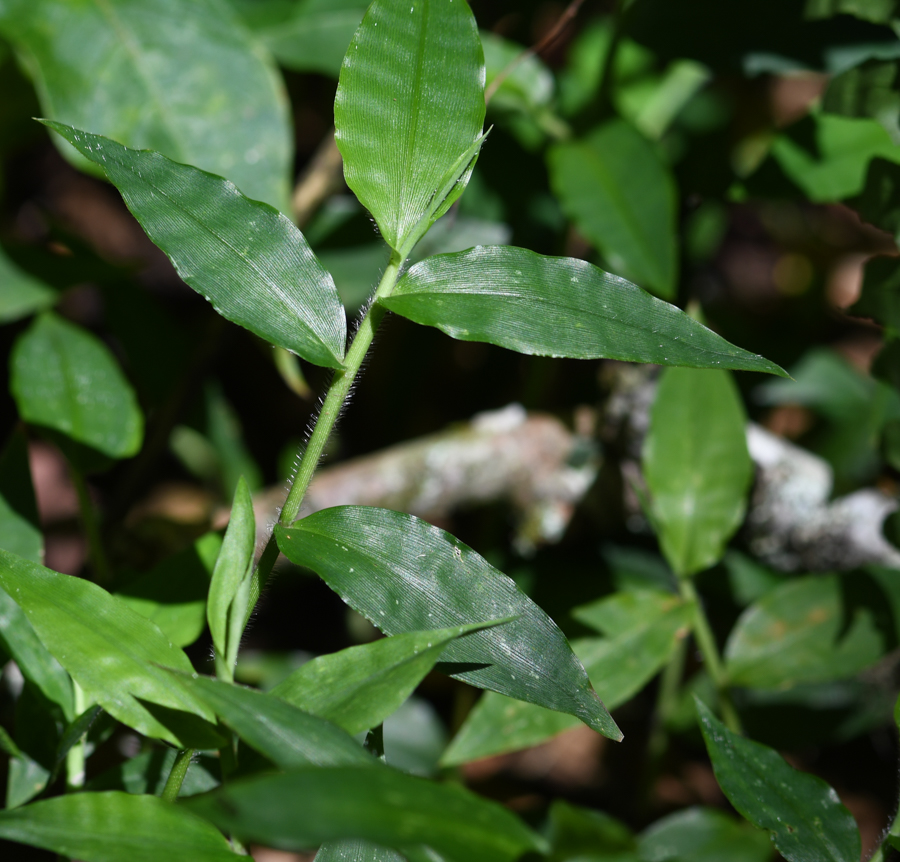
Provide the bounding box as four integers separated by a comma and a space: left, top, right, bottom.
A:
69, 465, 111, 585
161, 748, 194, 803
678, 577, 742, 734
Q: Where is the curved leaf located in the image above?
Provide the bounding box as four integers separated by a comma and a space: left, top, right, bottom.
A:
383, 246, 787, 375
43, 122, 346, 368
0, 247, 55, 324
275, 507, 621, 741
548, 119, 678, 297
315, 839, 406, 862
0, 791, 238, 862
334, 0, 486, 256
0, 0, 291, 209
0, 549, 217, 747
697, 699, 861, 862
638, 807, 773, 862
185, 766, 546, 862
10, 313, 143, 459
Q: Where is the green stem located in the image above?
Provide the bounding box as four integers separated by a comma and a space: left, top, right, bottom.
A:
69, 463, 112, 585
647, 634, 687, 765
246, 255, 403, 613
678, 577, 743, 734
65, 682, 86, 792
161, 748, 194, 803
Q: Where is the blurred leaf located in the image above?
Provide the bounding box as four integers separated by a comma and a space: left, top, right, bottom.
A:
272, 621, 506, 735
0, 428, 42, 564
638, 807, 773, 862
88, 747, 219, 798
853, 255, 900, 334
10, 313, 143, 459
548, 120, 678, 297
231, 0, 368, 77
697, 699, 860, 862
807, 0, 898, 23
384, 247, 786, 375
824, 60, 900, 144
207, 478, 255, 672
546, 800, 637, 862
855, 157, 900, 241
0, 0, 291, 209
643, 368, 753, 577
0, 247, 55, 324
725, 552, 788, 606
0, 791, 239, 862
0, 548, 218, 747
184, 766, 547, 862
770, 113, 900, 202
275, 507, 622, 741
172, 672, 374, 768
381, 697, 446, 776
204, 383, 264, 497
443, 591, 691, 764
724, 575, 884, 689
44, 122, 347, 368
5, 751, 51, 810
117, 532, 222, 649
334, 0, 486, 257
315, 840, 405, 862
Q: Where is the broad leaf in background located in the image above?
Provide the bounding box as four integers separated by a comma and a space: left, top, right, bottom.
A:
117, 533, 222, 649
824, 59, 900, 144
276, 507, 621, 740
45, 123, 347, 369
697, 699, 861, 862
638, 807, 773, 862
0, 791, 238, 862
10, 313, 144, 460
443, 591, 691, 764
334, 0, 486, 257
207, 478, 255, 676
384, 247, 786, 375
549, 119, 678, 297
185, 766, 546, 862
272, 621, 507, 734
173, 672, 374, 768
643, 368, 753, 577
0, 247, 55, 324
231, 0, 368, 78
315, 839, 406, 862
0, 549, 218, 747
0, 429, 42, 564
724, 575, 884, 689
0, 0, 291, 210
545, 799, 638, 861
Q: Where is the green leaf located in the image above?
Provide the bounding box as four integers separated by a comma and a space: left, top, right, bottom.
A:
443, 591, 691, 764
0, 0, 291, 210
334, 0, 486, 257
383, 247, 786, 375
824, 60, 900, 144
171, 672, 375, 769
184, 766, 547, 862
638, 806, 774, 862
0, 429, 42, 565
117, 532, 222, 649
548, 119, 678, 297
643, 368, 753, 577
10, 313, 144, 460
207, 478, 255, 670
315, 840, 406, 862
272, 621, 506, 734
0, 791, 238, 862
0, 549, 218, 747
0, 247, 55, 324
275, 507, 621, 741
43, 122, 347, 369
232, 0, 368, 77
546, 800, 637, 861
696, 699, 861, 862
88, 747, 219, 798
724, 575, 884, 689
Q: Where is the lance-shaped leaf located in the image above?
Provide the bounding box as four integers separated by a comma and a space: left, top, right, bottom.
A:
184, 766, 547, 862
0, 791, 238, 862
42, 122, 346, 369
334, 0, 486, 257
382, 247, 786, 375
0, 549, 218, 747
696, 699, 861, 862
0, 0, 290, 210
11, 313, 143, 460
170, 672, 373, 769
207, 478, 255, 674
275, 507, 621, 741
272, 620, 508, 734
0, 247, 55, 324
643, 367, 754, 577
548, 119, 678, 298
315, 839, 406, 862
